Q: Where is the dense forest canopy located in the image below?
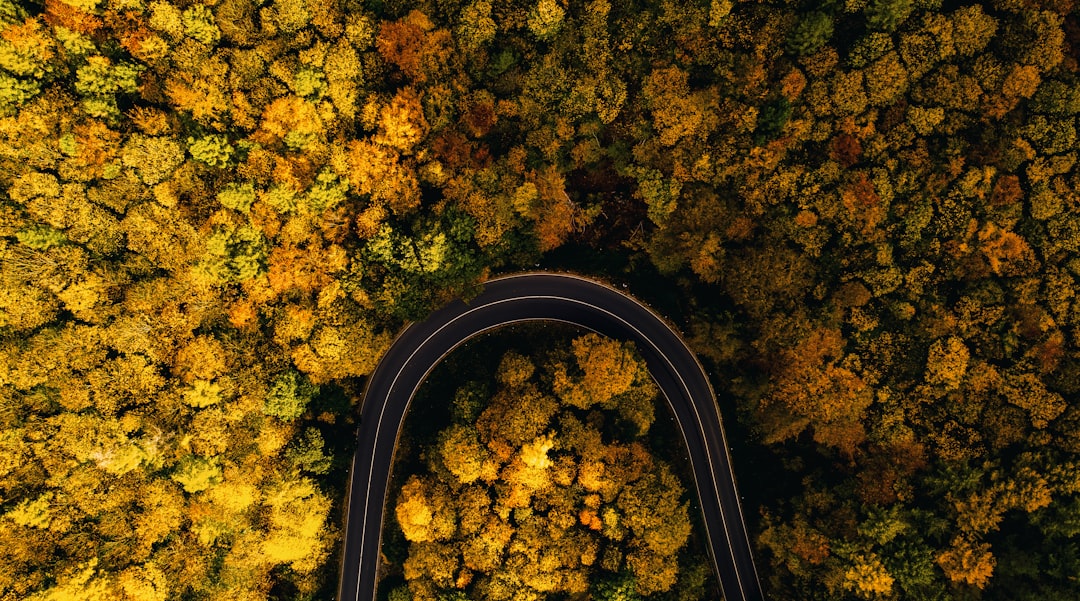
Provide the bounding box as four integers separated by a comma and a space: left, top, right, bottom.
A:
385, 332, 713, 601
1, 0, 1079, 598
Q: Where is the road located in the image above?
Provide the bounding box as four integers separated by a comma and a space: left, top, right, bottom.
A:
337, 272, 764, 601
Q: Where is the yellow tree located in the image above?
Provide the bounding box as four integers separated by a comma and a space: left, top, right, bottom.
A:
376, 87, 429, 153
642, 66, 719, 147
258, 475, 332, 573
842, 553, 895, 598
937, 537, 995, 589
552, 333, 638, 410
437, 424, 495, 484
395, 476, 457, 543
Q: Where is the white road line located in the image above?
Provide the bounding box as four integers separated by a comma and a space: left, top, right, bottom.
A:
353, 277, 756, 601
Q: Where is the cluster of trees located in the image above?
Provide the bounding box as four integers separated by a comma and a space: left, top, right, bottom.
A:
0, 0, 532, 598
639, 2, 1080, 600
389, 333, 712, 601
3, 0, 1080, 598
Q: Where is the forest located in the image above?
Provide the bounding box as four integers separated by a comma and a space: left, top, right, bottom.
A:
382, 330, 715, 601
1, 0, 1080, 598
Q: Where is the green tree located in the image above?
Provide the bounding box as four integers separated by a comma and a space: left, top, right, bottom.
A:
866, 0, 914, 32
286, 428, 333, 475
264, 370, 318, 421
787, 12, 833, 56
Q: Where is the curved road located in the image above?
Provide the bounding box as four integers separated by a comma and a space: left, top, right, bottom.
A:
338, 272, 763, 601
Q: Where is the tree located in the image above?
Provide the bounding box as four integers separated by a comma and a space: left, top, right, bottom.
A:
843, 553, 895, 597
526, 0, 565, 40
28, 559, 117, 601
263, 370, 318, 421
254, 96, 324, 151
171, 455, 222, 493
395, 477, 456, 543
618, 465, 692, 556
121, 203, 200, 274
787, 12, 833, 57
759, 327, 873, 456
375, 10, 452, 84
258, 474, 332, 572
865, 0, 914, 32
437, 424, 493, 484
346, 139, 421, 214
286, 428, 333, 475
925, 336, 970, 390
377, 87, 429, 153
117, 563, 169, 601
593, 570, 641, 601
1001, 370, 1066, 429
642, 67, 719, 147
937, 537, 996, 589
477, 383, 559, 455
456, 0, 496, 51
553, 333, 638, 410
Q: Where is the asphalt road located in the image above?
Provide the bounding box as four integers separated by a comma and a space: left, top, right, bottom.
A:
337, 272, 764, 601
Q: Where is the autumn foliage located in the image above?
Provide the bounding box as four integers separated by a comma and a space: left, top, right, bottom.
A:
3, 0, 1080, 598
391, 334, 704, 601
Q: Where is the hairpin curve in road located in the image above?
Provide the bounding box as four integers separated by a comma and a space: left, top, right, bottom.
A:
337, 272, 764, 601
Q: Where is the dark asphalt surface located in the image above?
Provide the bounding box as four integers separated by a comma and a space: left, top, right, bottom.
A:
337, 273, 763, 601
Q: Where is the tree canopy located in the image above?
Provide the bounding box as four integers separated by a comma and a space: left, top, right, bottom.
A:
389, 333, 711, 601
3, 0, 1080, 598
